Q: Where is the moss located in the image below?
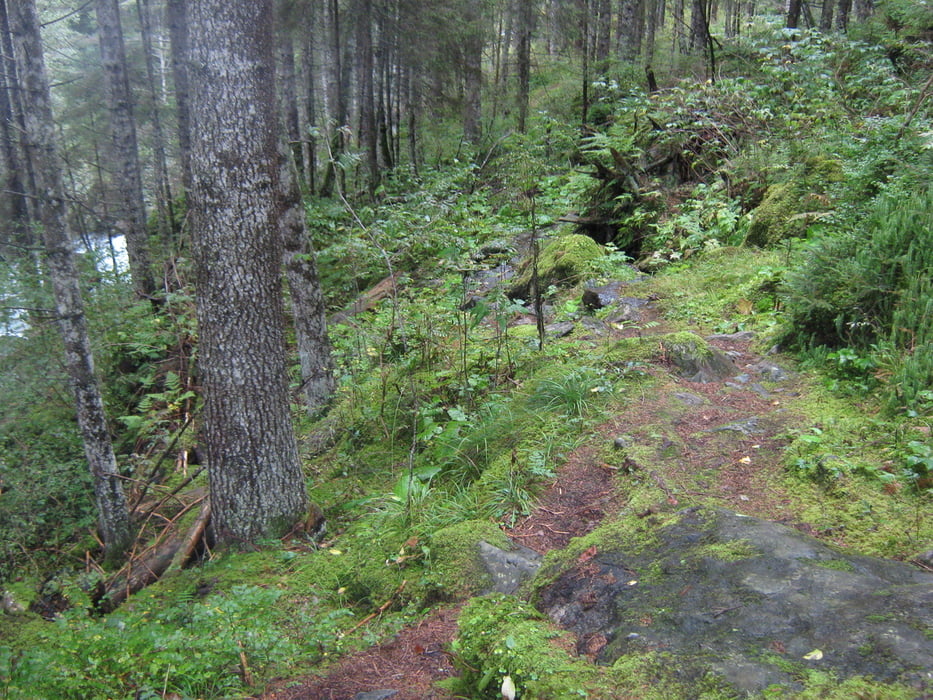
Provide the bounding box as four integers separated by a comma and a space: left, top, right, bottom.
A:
426, 520, 511, 599
508, 234, 604, 299
745, 158, 842, 248
691, 539, 759, 562
449, 595, 738, 700
447, 593, 602, 698
812, 558, 856, 573
770, 670, 920, 699
601, 335, 658, 366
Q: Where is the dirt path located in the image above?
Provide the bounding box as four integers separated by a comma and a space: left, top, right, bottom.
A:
259, 330, 813, 699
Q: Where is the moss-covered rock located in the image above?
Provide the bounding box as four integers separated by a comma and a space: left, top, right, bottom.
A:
658, 331, 738, 382
426, 520, 512, 599
601, 332, 736, 382
508, 234, 604, 299
744, 158, 843, 247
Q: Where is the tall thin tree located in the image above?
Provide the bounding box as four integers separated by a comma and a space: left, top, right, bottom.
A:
95, 0, 157, 298
7, 0, 132, 563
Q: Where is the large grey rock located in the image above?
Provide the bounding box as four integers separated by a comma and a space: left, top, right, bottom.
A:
479, 540, 542, 595
537, 507, 933, 695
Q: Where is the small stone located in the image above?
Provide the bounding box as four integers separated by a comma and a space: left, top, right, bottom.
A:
613, 436, 630, 449
353, 691, 398, 700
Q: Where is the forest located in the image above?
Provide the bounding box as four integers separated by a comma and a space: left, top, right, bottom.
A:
0, 0, 931, 697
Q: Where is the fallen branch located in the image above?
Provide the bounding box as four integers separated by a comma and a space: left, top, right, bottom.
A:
342, 580, 407, 637
167, 498, 211, 574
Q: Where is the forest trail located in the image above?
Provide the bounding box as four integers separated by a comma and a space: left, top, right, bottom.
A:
261, 295, 826, 699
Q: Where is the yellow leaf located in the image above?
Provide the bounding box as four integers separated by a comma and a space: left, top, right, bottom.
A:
329, 548, 342, 555
803, 649, 823, 661
739, 456, 752, 464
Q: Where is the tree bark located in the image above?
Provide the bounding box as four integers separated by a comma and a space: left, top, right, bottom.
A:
785, 0, 802, 28
136, 0, 177, 245
835, 0, 852, 31
0, 1, 30, 244
166, 0, 192, 197
617, 0, 642, 60
516, 0, 534, 133
819, 0, 834, 30
8, 0, 132, 563
95, 0, 157, 298
462, 0, 484, 144
188, 0, 309, 544
356, 0, 379, 194
278, 144, 336, 414
595, 0, 612, 69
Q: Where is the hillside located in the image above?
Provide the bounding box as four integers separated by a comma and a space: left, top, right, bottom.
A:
2, 7, 933, 699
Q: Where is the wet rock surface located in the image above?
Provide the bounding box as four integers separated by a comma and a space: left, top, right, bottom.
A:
537, 507, 933, 695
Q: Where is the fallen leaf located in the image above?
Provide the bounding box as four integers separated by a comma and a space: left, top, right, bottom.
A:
578, 545, 598, 563
739, 456, 752, 464
803, 649, 823, 661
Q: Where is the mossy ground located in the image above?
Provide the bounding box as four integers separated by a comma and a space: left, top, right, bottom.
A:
2, 244, 929, 699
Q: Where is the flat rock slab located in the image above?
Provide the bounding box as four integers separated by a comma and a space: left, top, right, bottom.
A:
538, 507, 933, 695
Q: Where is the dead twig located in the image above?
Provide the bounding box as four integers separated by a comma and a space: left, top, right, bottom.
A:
342, 580, 408, 637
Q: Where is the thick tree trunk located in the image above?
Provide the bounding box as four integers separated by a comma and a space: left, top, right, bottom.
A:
8, 0, 132, 563
188, 0, 309, 544
166, 0, 192, 197
95, 0, 156, 298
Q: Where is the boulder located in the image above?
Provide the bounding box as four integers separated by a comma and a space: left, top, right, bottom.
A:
536, 507, 933, 695
507, 234, 604, 300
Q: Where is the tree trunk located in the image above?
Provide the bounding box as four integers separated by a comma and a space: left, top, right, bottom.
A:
819, 0, 834, 30
516, 0, 534, 133
785, 0, 802, 28
581, 0, 590, 129
618, 0, 642, 60
462, 0, 484, 144
595, 0, 612, 70
8, 0, 132, 563
356, 0, 379, 194
95, 0, 156, 299
319, 0, 345, 197
835, 0, 852, 31
690, 0, 708, 50
166, 0, 192, 197
854, 0, 872, 22
136, 0, 177, 246
188, 0, 309, 544
0, 0, 31, 244
275, 22, 303, 185
298, 7, 318, 192
672, 0, 686, 54
278, 144, 336, 414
